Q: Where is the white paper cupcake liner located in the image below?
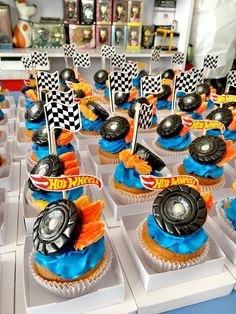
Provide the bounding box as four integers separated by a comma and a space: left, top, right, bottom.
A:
29, 241, 113, 299
78, 131, 101, 139
0, 153, 10, 177
99, 152, 120, 165
137, 220, 209, 272
216, 198, 236, 242
109, 175, 158, 204
172, 163, 225, 192
0, 114, 8, 126
153, 140, 189, 157
139, 125, 157, 134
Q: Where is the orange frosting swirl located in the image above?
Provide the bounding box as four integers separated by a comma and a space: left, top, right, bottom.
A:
119, 148, 152, 174
57, 130, 73, 146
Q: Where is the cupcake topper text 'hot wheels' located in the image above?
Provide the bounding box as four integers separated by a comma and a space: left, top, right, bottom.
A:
182, 116, 225, 133
141, 175, 199, 190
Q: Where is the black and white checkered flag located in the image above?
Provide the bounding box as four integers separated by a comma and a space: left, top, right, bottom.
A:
111, 53, 126, 68
138, 103, 153, 129
31, 51, 49, 68
188, 67, 204, 84
203, 54, 218, 69
172, 52, 184, 66
225, 70, 236, 93
175, 71, 198, 94
21, 56, 32, 70
101, 45, 115, 59
46, 89, 74, 105
151, 49, 161, 63
63, 44, 76, 57
73, 52, 90, 68
141, 74, 163, 96
121, 62, 138, 78
37, 71, 60, 94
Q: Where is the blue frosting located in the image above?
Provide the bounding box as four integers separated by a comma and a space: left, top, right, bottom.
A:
206, 128, 236, 141
0, 94, 5, 102
0, 109, 4, 120
95, 82, 106, 90
35, 237, 105, 280
116, 99, 134, 110
104, 87, 110, 99
223, 198, 236, 229
81, 113, 104, 132
183, 155, 223, 179
182, 111, 203, 120
32, 186, 83, 203
99, 138, 131, 154
25, 97, 35, 110
158, 132, 191, 150
32, 143, 75, 160
114, 161, 162, 190
60, 81, 67, 88
156, 99, 172, 110
133, 76, 141, 89
176, 91, 186, 97
206, 99, 215, 109
25, 119, 46, 131
147, 215, 208, 254
152, 114, 157, 126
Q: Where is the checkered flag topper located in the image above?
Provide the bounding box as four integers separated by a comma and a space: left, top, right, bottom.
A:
203, 54, 219, 69
63, 44, 76, 57
151, 49, 161, 63
188, 67, 204, 84
73, 52, 90, 68
101, 45, 116, 59
175, 71, 199, 94
141, 74, 163, 96
226, 70, 236, 91
122, 62, 138, 78
111, 53, 126, 69
44, 101, 81, 132
46, 89, 74, 105
37, 71, 60, 92
172, 52, 185, 65
138, 103, 153, 129
109, 70, 133, 94
31, 51, 49, 68
21, 56, 32, 70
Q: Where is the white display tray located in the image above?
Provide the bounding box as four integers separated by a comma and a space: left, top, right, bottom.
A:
18, 95, 25, 109
0, 189, 7, 245
23, 234, 125, 314
0, 114, 15, 137
1, 95, 16, 118
0, 196, 18, 254
120, 212, 226, 292
0, 130, 7, 154
0, 153, 13, 192
16, 127, 33, 155
225, 258, 236, 290
110, 227, 235, 313
75, 132, 100, 151
94, 168, 171, 225
16, 109, 26, 130
0, 251, 15, 314
6, 161, 21, 197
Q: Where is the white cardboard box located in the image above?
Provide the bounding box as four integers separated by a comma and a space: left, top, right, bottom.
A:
23, 234, 126, 314
0, 189, 7, 245
0, 154, 13, 192
75, 132, 100, 151
3, 96, 16, 118
109, 227, 235, 313
8, 161, 21, 197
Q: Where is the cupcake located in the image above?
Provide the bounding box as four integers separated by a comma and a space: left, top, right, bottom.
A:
128, 96, 158, 132
196, 83, 216, 110
23, 101, 46, 140
93, 69, 109, 93
138, 184, 212, 271
111, 143, 166, 203
30, 125, 75, 164
0, 93, 10, 110
206, 107, 236, 141
178, 92, 208, 120
27, 152, 83, 211
178, 135, 236, 189
79, 101, 109, 137
98, 116, 133, 164
155, 113, 191, 155
31, 196, 112, 298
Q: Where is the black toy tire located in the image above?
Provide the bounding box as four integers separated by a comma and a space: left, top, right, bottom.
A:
25, 101, 44, 123
154, 85, 171, 100
134, 143, 166, 172
157, 114, 183, 139
33, 199, 82, 255
162, 69, 175, 80
94, 69, 108, 84
206, 108, 233, 128
128, 97, 149, 119
86, 101, 109, 120
28, 154, 65, 192
152, 184, 207, 236
189, 135, 226, 165
100, 116, 130, 141
139, 70, 148, 78
196, 83, 210, 96
32, 125, 62, 147
59, 68, 76, 83
75, 89, 85, 99
178, 92, 202, 112
115, 92, 129, 106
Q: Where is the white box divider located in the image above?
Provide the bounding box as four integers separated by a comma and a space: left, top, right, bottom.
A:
0, 189, 7, 245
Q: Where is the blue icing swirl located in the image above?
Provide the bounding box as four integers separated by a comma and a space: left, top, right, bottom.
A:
147, 215, 208, 254
158, 132, 191, 150
206, 99, 215, 109
114, 161, 162, 190
25, 120, 46, 131
32, 187, 83, 203
156, 99, 172, 110
182, 111, 203, 120
152, 114, 157, 126
32, 143, 75, 160
183, 155, 223, 179
60, 81, 67, 87
0, 94, 5, 102
99, 138, 131, 154
0, 109, 4, 120
206, 128, 236, 141
95, 82, 106, 90
25, 97, 35, 110
132, 76, 141, 89
104, 87, 110, 99
81, 113, 104, 132
116, 99, 134, 110
35, 237, 105, 280
223, 198, 236, 229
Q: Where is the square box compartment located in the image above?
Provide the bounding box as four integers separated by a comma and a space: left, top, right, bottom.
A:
16, 127, 33, 156
0, 153, 13, 192
0, 114, 14, 137
75, 132, 100, 151
23, 234, 125, 314
1, 96, 16, 119
0, 130, 7, 154
120, 212, 226, 292
0, 189, 7, 245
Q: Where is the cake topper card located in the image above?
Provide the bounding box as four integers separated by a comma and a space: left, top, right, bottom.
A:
188, 67, 204, 85
31, 51, 49, 71
201, 54, 219, 82
141, 175, 199, 190
101, 44, 116, 70
72, 52, 90, 78
21, 56, 32, 75
63, 43, 76, 68
121, 61, 138, 78
141, 74, 163, 97
111, 53, 126, 69
172, 52, 185, 70
211, 93, 236, 104
46, 88, 74, 105
36, 71, 60, 101
182, 116, 225, 133
225, 70, 236, 93
149, 48, 161, 75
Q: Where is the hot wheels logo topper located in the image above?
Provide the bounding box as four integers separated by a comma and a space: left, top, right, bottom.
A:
211, 93, 236, 104
182, 116, 225, 133
141, 175, 199, 190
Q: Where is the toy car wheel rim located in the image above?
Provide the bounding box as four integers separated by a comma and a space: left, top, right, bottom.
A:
100, 116, 130, 141
196, 83, 210, 96
206, 108, 233, 127
178, 93, 201, 111
157, 114, 183, 138
25, 102, 44, 122
115, 92, 129, 106
94, 70, 108, 84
